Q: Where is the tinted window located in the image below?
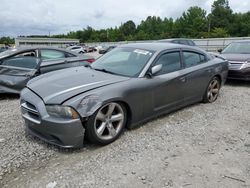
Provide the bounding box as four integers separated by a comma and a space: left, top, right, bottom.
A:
179, 40, 189, 45
154, 52, 181, 75
1, 57, 39, 69
172, 40, 179, 44
188, 40, 195, 46
183, 51, 206, 68
41, 50, 65, 60
15, 51, 36, 57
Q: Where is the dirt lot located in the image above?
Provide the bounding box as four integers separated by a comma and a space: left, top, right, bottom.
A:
0, 79, 249, 188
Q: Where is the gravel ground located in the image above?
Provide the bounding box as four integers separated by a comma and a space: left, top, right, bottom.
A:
0, 79, 249, 187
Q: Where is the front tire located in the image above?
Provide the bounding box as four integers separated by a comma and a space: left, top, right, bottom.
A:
203, 77, 221, 103
85, 102, 127, 145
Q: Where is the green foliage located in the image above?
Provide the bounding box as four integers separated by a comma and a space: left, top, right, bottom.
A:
4, 0, 249, 43
210, 27, 229, 38
210, 0, 233, 31
174, 6, 208, 38
0, 37, 14, 44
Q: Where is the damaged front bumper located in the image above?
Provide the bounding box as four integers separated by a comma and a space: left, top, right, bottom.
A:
20, 88, 85, 148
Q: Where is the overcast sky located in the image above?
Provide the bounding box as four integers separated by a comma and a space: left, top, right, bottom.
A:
0, 0, 249, 37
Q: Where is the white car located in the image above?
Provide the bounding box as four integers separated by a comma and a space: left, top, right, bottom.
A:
67, 46, 85, 54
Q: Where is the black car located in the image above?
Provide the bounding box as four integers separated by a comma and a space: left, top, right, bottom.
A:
158, 38, 196, 46
99, 46, 116, 54
0, 47, 95, 94
20, 43, 228, 148
218, 41, 250, 80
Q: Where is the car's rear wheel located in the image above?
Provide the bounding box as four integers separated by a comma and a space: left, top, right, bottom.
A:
85, 102, 126, 145
203, 77, 221, 103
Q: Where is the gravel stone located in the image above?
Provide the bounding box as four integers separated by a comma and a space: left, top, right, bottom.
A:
0, 80, 249, 188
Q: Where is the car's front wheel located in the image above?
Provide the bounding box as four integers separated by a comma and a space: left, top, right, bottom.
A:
85, 102, 126, 145
203, 77, 221, 103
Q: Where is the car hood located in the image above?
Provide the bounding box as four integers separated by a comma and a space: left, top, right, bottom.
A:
221, 53, 250, 62
27, 67, 130, 104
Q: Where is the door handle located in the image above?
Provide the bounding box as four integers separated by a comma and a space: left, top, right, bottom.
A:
179, 77, 186, 82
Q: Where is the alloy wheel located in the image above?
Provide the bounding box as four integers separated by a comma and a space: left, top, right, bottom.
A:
94, 103, 125, 140
207, 78, 220, 102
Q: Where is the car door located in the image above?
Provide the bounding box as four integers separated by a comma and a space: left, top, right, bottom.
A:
179, 50, 212, 102
39, 49, 80, 74
149, 50, 185, 113
0, 54, 39, 93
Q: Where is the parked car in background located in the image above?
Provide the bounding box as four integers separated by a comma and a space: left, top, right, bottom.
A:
67, 46, 86, 54
88, 46, 97, 52
95, 45, 103, 51
0, 46, 11, 53
0, 47, 95, 94
218, 41, 250, 80
99, 45, 116, 54
158, 38, 196, 46
20, 42, 228, 148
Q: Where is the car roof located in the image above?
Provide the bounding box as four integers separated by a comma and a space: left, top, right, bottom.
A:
119, 42, 201, 52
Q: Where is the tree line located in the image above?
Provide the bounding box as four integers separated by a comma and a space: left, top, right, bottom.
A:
1, 0, 250, 44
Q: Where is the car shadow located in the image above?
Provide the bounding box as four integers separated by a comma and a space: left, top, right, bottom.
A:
225, 80, 250, 87
0, 93, 20, 100
24, 132, 101, 154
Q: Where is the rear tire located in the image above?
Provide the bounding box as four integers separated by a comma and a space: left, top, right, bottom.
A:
85, 102, 127, 145
203, 77, 221, 103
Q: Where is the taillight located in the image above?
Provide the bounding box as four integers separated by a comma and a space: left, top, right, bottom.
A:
86, 58, 95, 63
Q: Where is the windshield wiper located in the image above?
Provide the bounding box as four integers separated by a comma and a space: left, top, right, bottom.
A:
84, 64, 93, 69
93, 68, 116, 75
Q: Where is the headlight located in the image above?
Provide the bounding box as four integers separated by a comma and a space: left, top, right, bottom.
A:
241, 61, 250, 69
46, 105, 79, 119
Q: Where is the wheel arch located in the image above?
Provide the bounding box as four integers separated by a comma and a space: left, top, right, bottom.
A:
115, 100, 132, 129
213, 74, 222, 85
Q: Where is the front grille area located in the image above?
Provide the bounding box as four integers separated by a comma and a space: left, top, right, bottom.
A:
21, 100, 41, 124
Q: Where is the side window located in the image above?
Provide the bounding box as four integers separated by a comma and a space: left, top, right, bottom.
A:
188, 40, 195, 46
179, 40, 189, 45
40, 50, 65, 60
183, 51, 206, 68
15, 51, 37, 57
154, 52, 181, 75
1, 57, 39, 69
172, 40, 179, 44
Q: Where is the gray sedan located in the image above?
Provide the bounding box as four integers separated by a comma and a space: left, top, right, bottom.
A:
0, 47, 94, 94
20, 43, 228, 148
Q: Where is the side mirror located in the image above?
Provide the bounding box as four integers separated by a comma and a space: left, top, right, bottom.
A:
217, 49, 222, 53
147, 64, 162, 78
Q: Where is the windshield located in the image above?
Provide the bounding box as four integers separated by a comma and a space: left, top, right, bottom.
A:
92, 47, 154, 77
222, 42, 250, 54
